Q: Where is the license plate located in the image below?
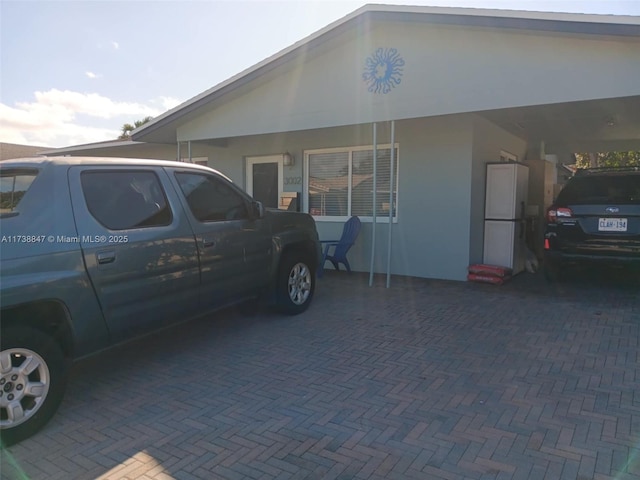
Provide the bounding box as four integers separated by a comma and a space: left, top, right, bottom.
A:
598, 218, 627, 232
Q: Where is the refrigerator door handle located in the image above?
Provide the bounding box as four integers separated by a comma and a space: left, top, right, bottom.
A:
520, 201, 525, 220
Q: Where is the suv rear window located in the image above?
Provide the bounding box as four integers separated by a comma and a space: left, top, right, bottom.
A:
0, 169, 38, 216
556, 174, 640, 205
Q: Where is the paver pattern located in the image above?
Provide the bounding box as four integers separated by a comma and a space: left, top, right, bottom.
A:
1, 269, 639, 480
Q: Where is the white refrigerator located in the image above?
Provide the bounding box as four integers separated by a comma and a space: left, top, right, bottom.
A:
483, 162, 529, 274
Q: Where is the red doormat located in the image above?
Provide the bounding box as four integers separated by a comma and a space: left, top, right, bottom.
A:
467, 264, 512, 285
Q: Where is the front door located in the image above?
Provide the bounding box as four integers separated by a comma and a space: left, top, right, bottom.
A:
246, 156, 283, 209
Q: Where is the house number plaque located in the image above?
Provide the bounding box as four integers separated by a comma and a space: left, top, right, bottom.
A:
284, 176, 302, 185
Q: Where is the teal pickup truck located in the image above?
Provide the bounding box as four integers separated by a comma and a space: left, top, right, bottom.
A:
0, 157, 320, 445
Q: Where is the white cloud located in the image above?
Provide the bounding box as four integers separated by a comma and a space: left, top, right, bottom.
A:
0, 89, 179, 148
85, 71, 101, 79
28, 89, 160, 119
111, 41, 119, 50
158, 96, 182, 110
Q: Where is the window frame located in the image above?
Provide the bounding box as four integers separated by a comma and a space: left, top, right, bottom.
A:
303, 143, 400, 223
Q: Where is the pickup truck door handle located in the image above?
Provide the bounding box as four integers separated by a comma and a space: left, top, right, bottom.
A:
202, 238, 216, 248
97, 251, 116, 265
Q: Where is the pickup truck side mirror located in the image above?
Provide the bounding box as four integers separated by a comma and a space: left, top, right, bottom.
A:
251, 201, 265, 219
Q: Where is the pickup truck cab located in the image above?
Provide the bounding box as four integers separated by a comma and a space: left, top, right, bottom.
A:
0, 157, 321, 445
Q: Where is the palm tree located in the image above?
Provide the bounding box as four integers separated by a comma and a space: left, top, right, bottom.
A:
118, 116, 153, 140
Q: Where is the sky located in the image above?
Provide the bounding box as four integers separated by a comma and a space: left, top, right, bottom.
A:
1, 0, 639, 149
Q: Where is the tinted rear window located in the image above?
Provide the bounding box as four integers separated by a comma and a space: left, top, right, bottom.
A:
174, 172, 249, 222
0, 169, 39, 216
557, 175, 640, 205
81, 170, 172, 230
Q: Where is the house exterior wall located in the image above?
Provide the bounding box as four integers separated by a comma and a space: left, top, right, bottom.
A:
198, 114, 476, 281
388, 115, 474, 281
178, 20, 640, 143
169, 13, 639, 281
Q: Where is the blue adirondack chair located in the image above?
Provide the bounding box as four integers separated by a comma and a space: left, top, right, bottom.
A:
318, 216, 361, 277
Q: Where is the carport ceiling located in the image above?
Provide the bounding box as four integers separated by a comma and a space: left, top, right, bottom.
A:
478, 95, 640, 154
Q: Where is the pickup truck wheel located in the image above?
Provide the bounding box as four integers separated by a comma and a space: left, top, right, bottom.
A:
0, 328, 68, 446
277, 252, 315, 315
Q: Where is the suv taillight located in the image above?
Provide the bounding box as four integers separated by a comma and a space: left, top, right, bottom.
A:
546, 207, 573, 223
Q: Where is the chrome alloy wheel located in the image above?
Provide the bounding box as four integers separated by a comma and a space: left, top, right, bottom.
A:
287, 262, 312, 306
0, 348, 51, 429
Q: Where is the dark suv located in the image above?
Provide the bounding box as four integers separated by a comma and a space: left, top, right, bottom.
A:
543, 167, 640, 280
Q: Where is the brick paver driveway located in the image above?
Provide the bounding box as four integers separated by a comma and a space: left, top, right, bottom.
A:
1, 269, 639, 480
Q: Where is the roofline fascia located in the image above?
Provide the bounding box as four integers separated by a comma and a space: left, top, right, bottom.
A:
40, 140, 142, 155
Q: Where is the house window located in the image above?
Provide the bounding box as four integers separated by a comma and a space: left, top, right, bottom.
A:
306, 144, 398, 221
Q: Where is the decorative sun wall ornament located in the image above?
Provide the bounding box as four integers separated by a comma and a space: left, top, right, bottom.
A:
362, 48, 405, 94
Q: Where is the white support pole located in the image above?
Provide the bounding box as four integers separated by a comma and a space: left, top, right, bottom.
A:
386, 120, 395, 288
369, 123, 378, 287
